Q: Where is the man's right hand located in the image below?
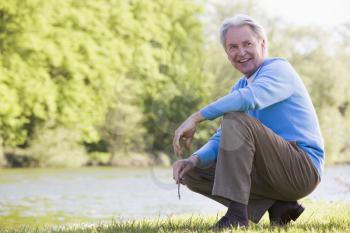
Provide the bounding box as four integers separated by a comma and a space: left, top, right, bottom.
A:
172, 112, 205, 158
173, 155, 199, 184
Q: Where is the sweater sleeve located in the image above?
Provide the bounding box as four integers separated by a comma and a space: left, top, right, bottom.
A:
193, 127, 221, 168
191, 79, 245, 167
200, 59, 295, 120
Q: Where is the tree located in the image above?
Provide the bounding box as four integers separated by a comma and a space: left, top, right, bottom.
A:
0, 0, 209, 166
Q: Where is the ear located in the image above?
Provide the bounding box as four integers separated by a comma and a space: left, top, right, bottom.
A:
261, 39, 266, 49
261, 39, 267, 54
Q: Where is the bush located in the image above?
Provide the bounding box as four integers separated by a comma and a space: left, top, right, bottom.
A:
87, 151, 111, 166
28, 127, 88, 167
0, 137, 6, 166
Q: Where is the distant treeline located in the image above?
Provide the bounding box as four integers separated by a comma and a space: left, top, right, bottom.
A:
0, 0, 349, 167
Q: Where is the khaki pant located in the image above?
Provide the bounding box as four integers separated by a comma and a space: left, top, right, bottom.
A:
184, 112, 320, 223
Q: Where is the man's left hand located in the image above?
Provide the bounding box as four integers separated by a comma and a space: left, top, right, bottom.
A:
172, 155, 199, 184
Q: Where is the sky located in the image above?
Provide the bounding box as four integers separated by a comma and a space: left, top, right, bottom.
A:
257, 0, 350, 29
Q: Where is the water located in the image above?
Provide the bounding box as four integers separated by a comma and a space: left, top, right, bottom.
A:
309, 165, 350, 202
0, 165, 349, 223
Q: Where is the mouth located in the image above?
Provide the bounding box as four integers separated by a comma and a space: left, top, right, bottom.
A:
237, 58, 251, 63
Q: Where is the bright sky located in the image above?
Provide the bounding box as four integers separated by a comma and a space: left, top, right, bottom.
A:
257, 0, 350, 28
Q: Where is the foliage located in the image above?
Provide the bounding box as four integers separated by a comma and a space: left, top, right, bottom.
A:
0, 0, 118, 145
86, 151, 111, 166
0, 0, 349, 166
0, 0, 207, 165
28, 126, 87, 167
0, 137, 5, 166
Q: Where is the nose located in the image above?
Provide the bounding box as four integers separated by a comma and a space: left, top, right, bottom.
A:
238, 47, 246, 56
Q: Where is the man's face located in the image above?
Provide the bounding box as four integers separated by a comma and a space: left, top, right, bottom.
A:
224, 25, 266, 77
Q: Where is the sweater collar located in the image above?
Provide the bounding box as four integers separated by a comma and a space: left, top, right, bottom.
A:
243, 58, 270, 84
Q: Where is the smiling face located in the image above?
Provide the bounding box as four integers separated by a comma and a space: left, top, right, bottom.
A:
224, 25, 266, 77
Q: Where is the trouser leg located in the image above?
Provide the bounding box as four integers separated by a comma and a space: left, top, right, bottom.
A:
184, 112, 319, 223
184, 165, 230, 207
213, 112, 319, 205
184, 165, 274, 223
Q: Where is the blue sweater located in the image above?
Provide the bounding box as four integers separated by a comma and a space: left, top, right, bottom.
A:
195, 58, 324, 177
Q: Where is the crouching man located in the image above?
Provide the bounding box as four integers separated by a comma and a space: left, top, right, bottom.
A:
172, 14, 323, 230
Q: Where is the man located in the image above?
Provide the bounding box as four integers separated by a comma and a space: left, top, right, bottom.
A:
172, 14, 323, 229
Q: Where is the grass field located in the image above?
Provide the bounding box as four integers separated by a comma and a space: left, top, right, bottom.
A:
1, 201, 349, 233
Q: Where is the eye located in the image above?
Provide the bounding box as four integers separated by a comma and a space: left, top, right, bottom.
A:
245, 41, 253, 47
228, 45, 238, 52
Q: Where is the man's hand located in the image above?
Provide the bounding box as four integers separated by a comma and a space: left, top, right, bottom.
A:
172, 112, 205, 158
173, 155, 199, 184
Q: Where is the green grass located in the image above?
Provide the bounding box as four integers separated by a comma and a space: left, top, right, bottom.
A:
1, 201, 350, 233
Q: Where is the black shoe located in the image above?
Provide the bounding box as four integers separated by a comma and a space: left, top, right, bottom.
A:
269, 201, 305, 226
211, 216, 248, 230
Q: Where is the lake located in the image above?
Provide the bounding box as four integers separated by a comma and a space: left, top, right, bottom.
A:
0, 165, 349, 226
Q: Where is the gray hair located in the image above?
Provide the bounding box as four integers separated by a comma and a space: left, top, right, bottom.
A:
219, 14, 267, 49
